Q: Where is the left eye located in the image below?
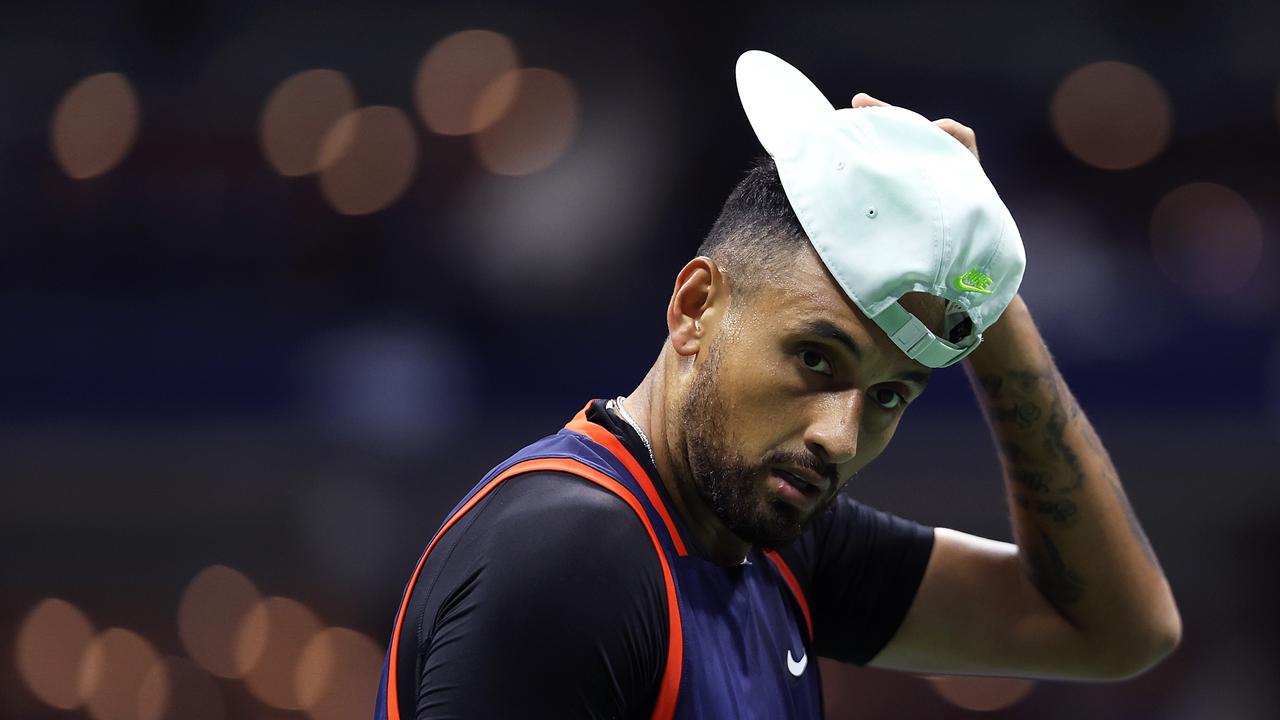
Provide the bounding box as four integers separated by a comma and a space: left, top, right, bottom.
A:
872, 388, 906, 409
800, 350, 832, 376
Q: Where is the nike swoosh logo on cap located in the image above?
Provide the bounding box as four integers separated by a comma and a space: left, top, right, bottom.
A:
954, 268, 995, 294
787, 649, 808, 676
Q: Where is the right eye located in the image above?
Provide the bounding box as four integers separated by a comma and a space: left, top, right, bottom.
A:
800, 350, 832, 376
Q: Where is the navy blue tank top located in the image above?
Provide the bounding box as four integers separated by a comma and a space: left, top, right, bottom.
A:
375, 401, 823, 719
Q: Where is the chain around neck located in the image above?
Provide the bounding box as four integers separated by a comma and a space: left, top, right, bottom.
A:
612, 396, 657, 467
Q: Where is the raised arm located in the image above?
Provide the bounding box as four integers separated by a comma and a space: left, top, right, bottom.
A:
871, 296, 1181, 679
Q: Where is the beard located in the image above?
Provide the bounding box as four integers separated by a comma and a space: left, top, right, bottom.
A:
679, 338, 839, 550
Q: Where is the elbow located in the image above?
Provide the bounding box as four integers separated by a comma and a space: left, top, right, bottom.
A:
1125, 614, 1182, 679
1094, 607, 1183, 681
1126, 590, 1185, 678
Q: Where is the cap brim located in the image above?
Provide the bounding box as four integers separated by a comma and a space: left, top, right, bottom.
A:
736, 50, 835, 161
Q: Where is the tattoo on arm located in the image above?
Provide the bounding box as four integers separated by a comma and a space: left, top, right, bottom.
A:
1013, 494, 1080, 526
978, 366, 1163, 609
979, 368, 1088, 607
1028, 529, 1084, 609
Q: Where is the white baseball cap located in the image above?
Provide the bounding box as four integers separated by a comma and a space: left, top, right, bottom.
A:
735, 50, 1026, 368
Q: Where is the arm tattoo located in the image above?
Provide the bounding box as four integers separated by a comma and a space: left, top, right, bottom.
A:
1013, 494, 1080, 527
983, 369, 1084, 497
1028, 529, 1084, 609
979, 368, 1087, 607
979, 365, 1164, 608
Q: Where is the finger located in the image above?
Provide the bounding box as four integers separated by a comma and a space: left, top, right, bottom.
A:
933, 118, 972, 141
934, 118, 975, 144
934, 118, 979, 159
851, 92, 889, 108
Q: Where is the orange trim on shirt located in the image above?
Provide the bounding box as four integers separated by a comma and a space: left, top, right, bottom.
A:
384, 455, 684, 720
764, 550, 814, 641
565, 401, 689, 557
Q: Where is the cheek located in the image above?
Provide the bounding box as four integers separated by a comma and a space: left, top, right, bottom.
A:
731, 358, 807, 423
855, 417, 900, 464
860, 409, 897, 437
715, 359, 801, 453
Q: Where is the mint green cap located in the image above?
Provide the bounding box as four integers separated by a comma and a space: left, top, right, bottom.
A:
735, 50, 1026, 368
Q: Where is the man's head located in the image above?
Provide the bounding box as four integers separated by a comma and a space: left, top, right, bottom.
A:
666, 156, 942, 549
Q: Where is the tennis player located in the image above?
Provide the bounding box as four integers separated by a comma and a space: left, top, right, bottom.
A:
374, 51, 1180, 719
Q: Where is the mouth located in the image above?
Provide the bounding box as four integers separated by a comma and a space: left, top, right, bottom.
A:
771, 467, 827, 512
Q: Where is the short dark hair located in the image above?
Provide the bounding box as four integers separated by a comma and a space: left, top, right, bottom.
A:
697, 155, 809, 300
699, 156, 955, 340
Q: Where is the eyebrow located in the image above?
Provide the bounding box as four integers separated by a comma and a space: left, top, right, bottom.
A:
798, 319, 933, 387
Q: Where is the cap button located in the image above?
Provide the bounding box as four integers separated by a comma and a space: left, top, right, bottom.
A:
835, 160, 846, 170
865, 206, 878, 218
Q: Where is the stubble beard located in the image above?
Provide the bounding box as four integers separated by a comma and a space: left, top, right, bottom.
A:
679, 339, 837, 550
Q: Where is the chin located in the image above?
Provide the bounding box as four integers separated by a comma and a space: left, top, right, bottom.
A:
736, 499, 808, 550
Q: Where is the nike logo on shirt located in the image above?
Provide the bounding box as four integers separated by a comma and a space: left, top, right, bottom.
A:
787, 649, 808, 676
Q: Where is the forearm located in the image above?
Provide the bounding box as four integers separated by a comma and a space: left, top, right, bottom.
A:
963, 296, 1180, 674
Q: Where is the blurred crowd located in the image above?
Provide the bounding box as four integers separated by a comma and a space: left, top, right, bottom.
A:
2, 1, 1278, 718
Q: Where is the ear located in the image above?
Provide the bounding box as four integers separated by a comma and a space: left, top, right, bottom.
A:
667, 257, 727, 357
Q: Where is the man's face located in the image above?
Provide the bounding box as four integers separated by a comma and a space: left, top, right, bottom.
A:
679, 246, 937, 549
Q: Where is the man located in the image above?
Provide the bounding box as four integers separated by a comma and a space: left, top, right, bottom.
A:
374, 51, 1180, 719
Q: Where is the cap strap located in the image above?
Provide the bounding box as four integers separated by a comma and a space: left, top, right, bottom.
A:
874, 302, 982, 369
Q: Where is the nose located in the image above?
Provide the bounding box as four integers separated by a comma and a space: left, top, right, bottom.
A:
803, 391, 861, 467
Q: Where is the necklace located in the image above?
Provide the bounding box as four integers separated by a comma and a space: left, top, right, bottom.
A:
612, 396, 657, 467
612, 397, 749, 565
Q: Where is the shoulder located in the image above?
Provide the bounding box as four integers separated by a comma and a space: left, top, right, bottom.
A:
414, 470, 669, 716
487, 468, 644, 520
437, 468, 669, 657
422, 468, 669, 639
453, 469, 667, 592
480, 469, 657, 548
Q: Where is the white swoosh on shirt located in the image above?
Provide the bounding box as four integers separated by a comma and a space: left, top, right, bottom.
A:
787, 649, 808, 676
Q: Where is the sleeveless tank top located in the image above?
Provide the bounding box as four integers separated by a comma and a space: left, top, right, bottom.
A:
375, 401, 823, 719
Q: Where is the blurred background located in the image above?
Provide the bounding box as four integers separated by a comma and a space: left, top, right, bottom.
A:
2, 1, 1278, 718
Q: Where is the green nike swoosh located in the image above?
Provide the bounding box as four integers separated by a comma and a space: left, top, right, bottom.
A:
954, 277, 994, 294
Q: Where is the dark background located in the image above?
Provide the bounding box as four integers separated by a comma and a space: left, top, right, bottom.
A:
3, 1, 1279, 718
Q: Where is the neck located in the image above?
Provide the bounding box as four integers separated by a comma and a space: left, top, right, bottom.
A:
625, 356, 752, 566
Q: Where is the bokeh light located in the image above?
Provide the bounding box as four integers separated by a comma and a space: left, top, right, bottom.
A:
1150, 182, 1264, 296
260, 69, 357, 177
456, 98, 667, 307
295, 627, 382, 720
50, 72, 140, 179
317, 106, 419, 215
472, 68, 579, 176
178, 564, 263, 678
927, 675, 1036, 711
237, 597, 323, 710
1050, 61, 1172, 170
78, 628, 167, 720
139, 656, 224, 720
15, 598, 95, 709
414, 29, 520, 135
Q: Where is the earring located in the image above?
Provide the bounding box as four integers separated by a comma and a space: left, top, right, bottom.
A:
694, 320, 702, 333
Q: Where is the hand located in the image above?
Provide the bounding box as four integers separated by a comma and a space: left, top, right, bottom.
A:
851, 92, 980, 161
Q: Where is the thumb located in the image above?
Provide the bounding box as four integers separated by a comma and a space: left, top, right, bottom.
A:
851, 92, 889, 108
